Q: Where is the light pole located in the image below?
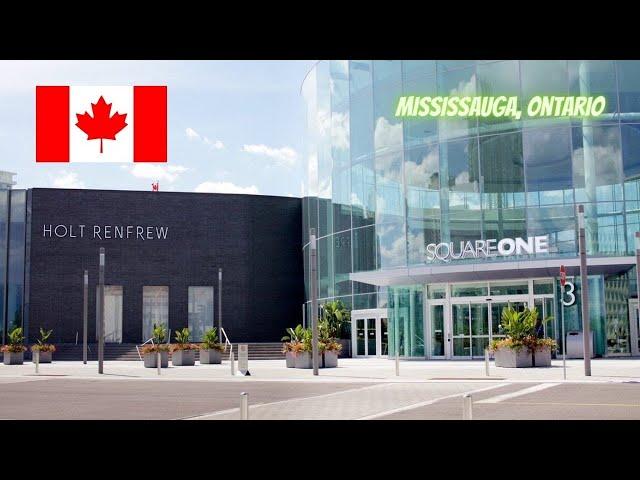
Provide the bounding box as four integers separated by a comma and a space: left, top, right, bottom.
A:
635, 232, 640, 355
83, 270, 88, 364
577, 204, 591, 376
559, 265, 567, 380
97, 248, 105, 374
310, 228, 319, 376
218, 268, 222, 336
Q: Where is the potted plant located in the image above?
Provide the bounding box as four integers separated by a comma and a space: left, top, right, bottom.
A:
490, 306, 556, 368
321, 300, 351, 356
199, 327, 224, 364
2, 327, 27, 365
319, 320, 341, 368
281, 324, 306, 368
141, 323, 169, 368
30, 327, 56, 363
171, 327, 197, 366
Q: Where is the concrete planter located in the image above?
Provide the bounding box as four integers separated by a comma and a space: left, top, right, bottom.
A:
494, 347, 532, 368
172, 349, 196, 366
294, 351, 312, 369
199, 349, 222, 364
34, 351, 52, 363
285, 351, 296, 368
321, 351, 338, 368
143, 351, 169, 368
532, 346, 552, 367
3, 351, 25, 365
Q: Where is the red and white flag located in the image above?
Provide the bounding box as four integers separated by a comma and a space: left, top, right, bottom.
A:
36, 85, 167, 162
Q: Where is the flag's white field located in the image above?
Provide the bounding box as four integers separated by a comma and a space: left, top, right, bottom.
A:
69, 86, 134, 163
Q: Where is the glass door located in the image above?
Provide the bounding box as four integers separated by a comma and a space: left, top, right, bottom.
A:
429, 304, 446, 357
628, 300, 639, 356
470, 303, 489, 358
102, 286, 123, 343
451, 303, 471, 357
351, 309, 388, 357
355, 318, 366, 356
490, 301, 527, 342
379, 317, 389, 356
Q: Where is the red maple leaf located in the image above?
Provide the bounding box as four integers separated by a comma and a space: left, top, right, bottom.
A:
75, 96, 128, 154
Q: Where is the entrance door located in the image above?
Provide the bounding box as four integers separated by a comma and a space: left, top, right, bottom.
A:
351, 309, 388, 358
629, 300, 640, 356
97, 285, 123, 343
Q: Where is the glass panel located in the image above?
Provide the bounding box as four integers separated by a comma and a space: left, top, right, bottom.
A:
356, 318, 365, 355
621, 123, 640, 178
430, 305, 445, 356
452, 303, 470, 336
188, 287, 214, 342
367, 318, 376, 356
7, 190, 26, 332
142, 286, 169, 342
568, 60, 618, 125
616, 60, 640, 123
333, 231, 352, 297
472, 337, 489, 357
451, 283, 488, 297
489, 281, 528, 296
533, 279, 554, 295
103, 286, 123, 343
437, 66, 477, 141
521, 60, 569, 128
476, 60, 521, 135
492, 302, 526, 336
604, 275, 630, 354
470, 303, 489, 336
453, 337, 470, 357
427, 284, 446, 299
380, 317, 388, 355
0, 190, 8, 343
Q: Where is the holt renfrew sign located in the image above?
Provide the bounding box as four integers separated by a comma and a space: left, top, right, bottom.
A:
42, 224, 169, 240
426, 235, 549, 262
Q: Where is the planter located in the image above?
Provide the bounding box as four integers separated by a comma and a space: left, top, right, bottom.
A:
34, 351, 52, 363
294, 351, 312, 369
321, 351, 338, 368
172, 349, 196, 366
494, 347, 532, 368
532, 346, 552, 367
200, 349, 222, 364
3, 351, 24, 365
285, 351, 296, 368
143, 351, 169, 368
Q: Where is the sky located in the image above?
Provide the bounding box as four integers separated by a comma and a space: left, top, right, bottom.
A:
0, 60, 317, 197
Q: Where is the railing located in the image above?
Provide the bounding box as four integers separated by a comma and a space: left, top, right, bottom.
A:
220, 327, 232, 355
136, 337, 155, 361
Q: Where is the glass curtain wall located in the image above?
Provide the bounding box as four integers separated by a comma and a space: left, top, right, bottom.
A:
6, 190, 26, 334
0, 190, 8, 343
142, 286, 169, 341
188, 286, 214, 342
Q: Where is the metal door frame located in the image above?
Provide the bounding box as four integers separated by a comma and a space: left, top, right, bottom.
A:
351, 308, 387, 358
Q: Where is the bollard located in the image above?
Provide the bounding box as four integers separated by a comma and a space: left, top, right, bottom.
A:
34, 350, 39, 374
240, 392, 249, 420
230, 350, 236, 376
463, 393, 473, 420
484, 348, 490, 377
395, 351, 400, 376
157, 351, 161, 376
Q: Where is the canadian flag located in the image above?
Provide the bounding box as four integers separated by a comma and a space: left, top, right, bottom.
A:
36, 86, 167, 162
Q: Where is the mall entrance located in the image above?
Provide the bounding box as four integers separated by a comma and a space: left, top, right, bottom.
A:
350, 309, 388, 358
426, 279, 556, 359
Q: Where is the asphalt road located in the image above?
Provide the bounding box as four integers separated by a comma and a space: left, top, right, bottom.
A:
0, 377, 638, 420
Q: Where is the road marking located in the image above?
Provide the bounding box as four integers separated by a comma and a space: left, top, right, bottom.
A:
183, 383, 390, 420
358, 383, 506, 420
502, 401, 640, 408
476, 383, 559, 404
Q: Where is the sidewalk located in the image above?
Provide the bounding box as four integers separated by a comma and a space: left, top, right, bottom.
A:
0, 358, 638, 383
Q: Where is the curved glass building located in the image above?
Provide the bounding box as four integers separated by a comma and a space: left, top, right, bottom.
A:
302, 60, 640, 359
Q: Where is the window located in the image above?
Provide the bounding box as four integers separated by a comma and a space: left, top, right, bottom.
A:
143, 286, 168, 341
188, 287, 214, 342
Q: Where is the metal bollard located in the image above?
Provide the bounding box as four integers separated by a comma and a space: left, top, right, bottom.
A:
395, 351, 400, 376
484, 348, 490, 377
463, 393, 473, 420
34, 350, 39, 374
240, 392, 249, 420
230, 351, 236, 376
157, 351, 161, 376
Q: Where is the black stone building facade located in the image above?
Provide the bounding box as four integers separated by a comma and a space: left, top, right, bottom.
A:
1, 188, 303, 345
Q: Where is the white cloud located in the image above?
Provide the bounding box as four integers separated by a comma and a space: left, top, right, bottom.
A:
124, 164, 188, 183
186, 127, 224, 150
186, 127, 200, 139
374, 116, 403, 151
242, 144, 298, 168
194, 181, 259, 195
52, 172, 85, 189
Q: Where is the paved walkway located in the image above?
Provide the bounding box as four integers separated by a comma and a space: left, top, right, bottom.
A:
0, 358, 638, 383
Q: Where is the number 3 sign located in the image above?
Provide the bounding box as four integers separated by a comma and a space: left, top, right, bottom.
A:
562, 281, 576, 306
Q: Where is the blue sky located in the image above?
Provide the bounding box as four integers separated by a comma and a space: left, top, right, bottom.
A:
0, 60, 316, 197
